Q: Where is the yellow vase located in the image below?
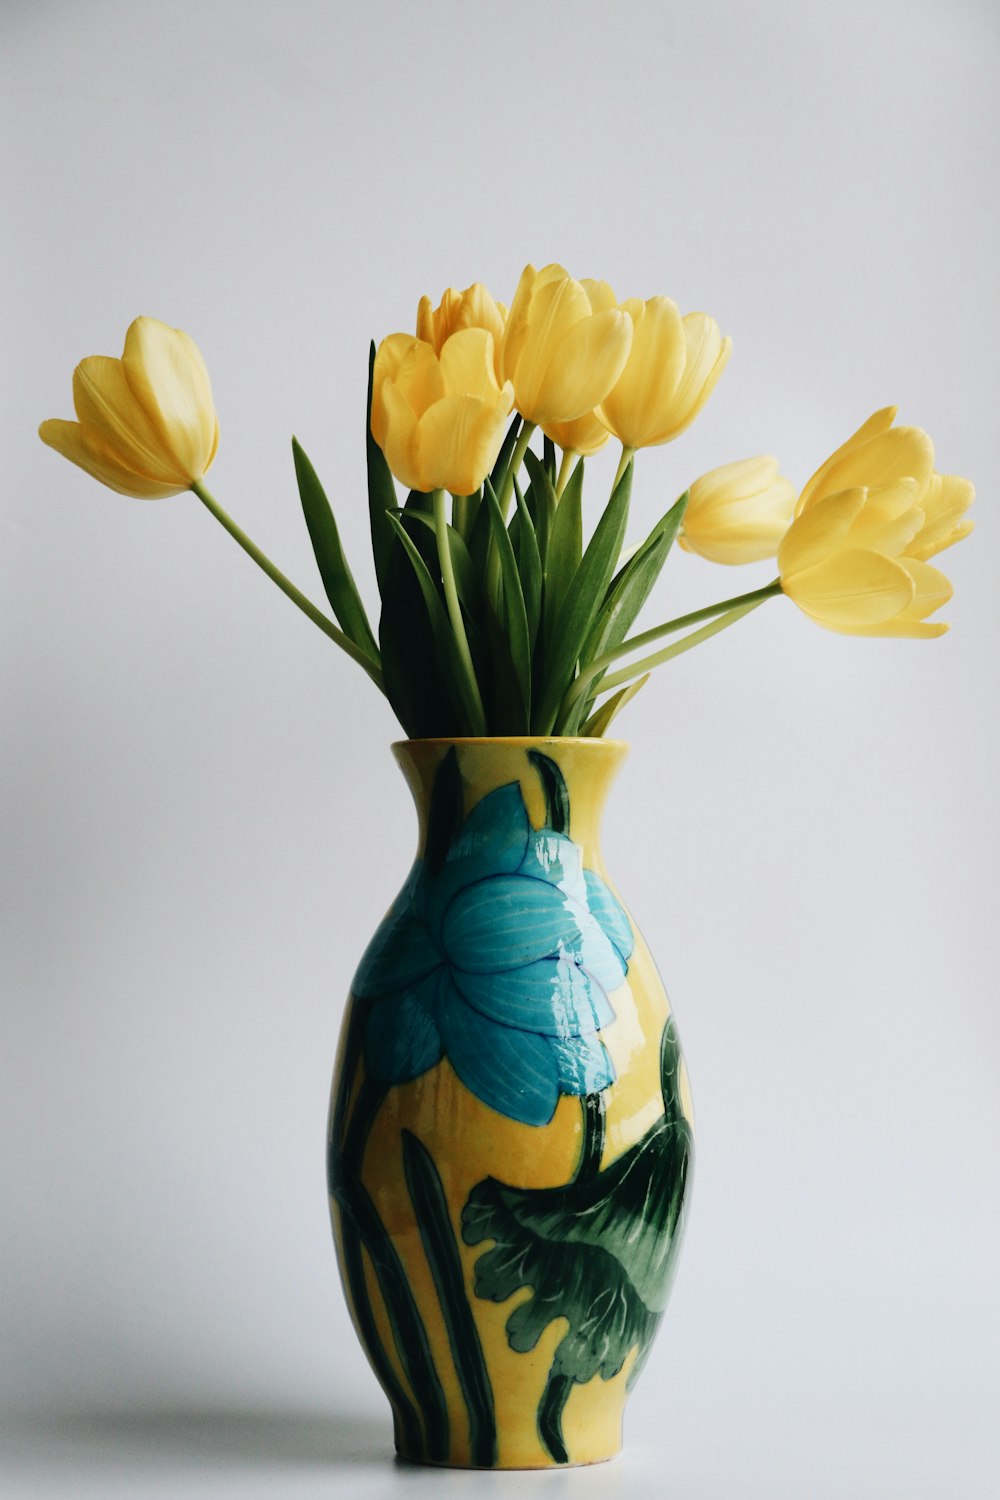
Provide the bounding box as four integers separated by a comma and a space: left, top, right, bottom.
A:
327, 737, 694, 1468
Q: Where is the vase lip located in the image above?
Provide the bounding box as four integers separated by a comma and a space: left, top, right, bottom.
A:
393, 735, 629, 751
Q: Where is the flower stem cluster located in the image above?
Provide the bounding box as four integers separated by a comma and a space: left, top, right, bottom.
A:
39, 271, 974, 738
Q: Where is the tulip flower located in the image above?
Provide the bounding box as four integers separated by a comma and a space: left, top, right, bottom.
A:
39, 317, 219, 498
596, 297, 731, 451
500, 264, 632, 427
540, 409, 611, 459
678, 456, 796, 564
371, 328, 514, 495
416, 283, 507, 381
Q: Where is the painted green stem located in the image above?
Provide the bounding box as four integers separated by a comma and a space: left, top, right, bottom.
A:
560, 579, 782, 721
402, 1131, 497, 1467
538, 1370, 572, 1463
432, 489, 486, 735
191, 481, 384, 690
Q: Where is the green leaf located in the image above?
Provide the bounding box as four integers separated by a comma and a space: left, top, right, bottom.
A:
540, 457, 583, 651
484, 478, 531, 731
292, 438, 379, 663
542, 433, 557, 482
573, 491, 689, 726
366, 342, 398, 596
385, 511, 484, 735
403, 510, 478, 609
521, 448, 556, 567
489, 415, 523, 495
580, 673, 651, 737
462, 1019, 692, 1388
535, 460, 632, 735
513, 479, 542, 652
379, 492, 455, 736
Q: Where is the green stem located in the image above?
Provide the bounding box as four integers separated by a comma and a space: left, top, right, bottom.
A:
555, 448, 576, 498
612, 444, 635, 493
561, 578, 782, 720
496, 421, 535, 521
433, 489, 486, 736
589, 596, 772, 699
191, 481, 384, 690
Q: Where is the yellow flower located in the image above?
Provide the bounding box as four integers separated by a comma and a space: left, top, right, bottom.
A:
39, 317, 219, 499
500, 264, 632, 427
371, 328, 514, 495
416, 283, 507, 380
678, 456, 796, 564
781, 407, 973, 635
596, 297, 731, 450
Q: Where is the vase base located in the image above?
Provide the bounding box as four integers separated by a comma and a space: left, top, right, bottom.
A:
395, 1445, 622, 1471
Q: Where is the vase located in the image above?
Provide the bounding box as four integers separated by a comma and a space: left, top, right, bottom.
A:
327, 736, 694, 1468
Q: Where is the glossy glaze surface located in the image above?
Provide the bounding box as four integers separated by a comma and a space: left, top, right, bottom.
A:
327, 738, 694, 1468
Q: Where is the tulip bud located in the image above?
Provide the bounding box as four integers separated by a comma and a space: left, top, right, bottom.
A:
500, 264, 632, 427
39, 317, 219, 499
679, 456, 796, 564
372, 328, 514, 496
596, 298, 731, 450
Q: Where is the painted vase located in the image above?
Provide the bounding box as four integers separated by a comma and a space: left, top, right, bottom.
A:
327, 737, 694, 1469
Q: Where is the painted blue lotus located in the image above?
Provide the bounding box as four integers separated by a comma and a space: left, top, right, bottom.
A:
352, 777, 634, 1127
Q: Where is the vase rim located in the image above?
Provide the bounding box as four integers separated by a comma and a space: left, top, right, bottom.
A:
393, 735, 629, 751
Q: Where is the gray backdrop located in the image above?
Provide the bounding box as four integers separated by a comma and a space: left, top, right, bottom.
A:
2, 2, 998, 1496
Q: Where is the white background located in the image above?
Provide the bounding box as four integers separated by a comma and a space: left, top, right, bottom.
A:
2, 1, 998, 1496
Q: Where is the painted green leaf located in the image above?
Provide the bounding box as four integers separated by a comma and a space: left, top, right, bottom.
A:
462, 1018, 692, 1387
292, 437, 379, 663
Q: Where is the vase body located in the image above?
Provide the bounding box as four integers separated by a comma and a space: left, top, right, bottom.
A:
327, 737, 694, 1468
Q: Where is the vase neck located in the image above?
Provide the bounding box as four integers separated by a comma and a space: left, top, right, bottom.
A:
392, 738, 628, 870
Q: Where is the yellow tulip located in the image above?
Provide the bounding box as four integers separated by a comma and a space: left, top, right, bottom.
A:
416, 283, 507, 380
371, 328, 514, 495
678, 456, 796, 564
39, 317, 218, 499
596, 297, 731, 450
500, 264, 633, 427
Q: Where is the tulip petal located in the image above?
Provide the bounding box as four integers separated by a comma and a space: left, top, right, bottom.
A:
437, 327, 501, 400
535, 309, 633, 425
540, 409, 611, 457
371, 333, 421, 446
661, 314, 731, 439
907, 474, 975, 560
379, 381, 422, 491
121, 318, 217, 481
598, 297, 685, 448
846, 479, 924, 555
72, 356, 184, 484
796, 406, 898, 513
511, 274, 595, 420
415, 392, 512, 496
798, 424, 934, 515
38, 418, 184, 499
778, 488, 868, 576
896, 557, 953, 621
784, 548, 915, 628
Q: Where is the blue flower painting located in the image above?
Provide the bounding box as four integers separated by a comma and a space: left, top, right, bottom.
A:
351, 755, 634, 1126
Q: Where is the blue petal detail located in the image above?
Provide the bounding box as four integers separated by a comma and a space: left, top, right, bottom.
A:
353, 910, 441, 998
437, 974, 559, 1127
518, 829, 585, 899
364, 969, 444, 1083
452, 956, 613, 1037
547, 1034, 617, 1096
584, 870, 634, 961
426, 783, 530, 938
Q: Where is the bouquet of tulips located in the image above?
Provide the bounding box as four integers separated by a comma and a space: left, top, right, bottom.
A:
40, 263, 974, 737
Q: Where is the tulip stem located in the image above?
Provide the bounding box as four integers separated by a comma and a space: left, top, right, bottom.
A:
555, 449, 577, 499
613, 445, 635, 493
432, 489, 487, 735
191, 481, 384, 690
496, 421, 536, 521
558, 578, 782, 723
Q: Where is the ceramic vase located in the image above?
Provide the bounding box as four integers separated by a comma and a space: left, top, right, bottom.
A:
327, 737, 694, 1468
